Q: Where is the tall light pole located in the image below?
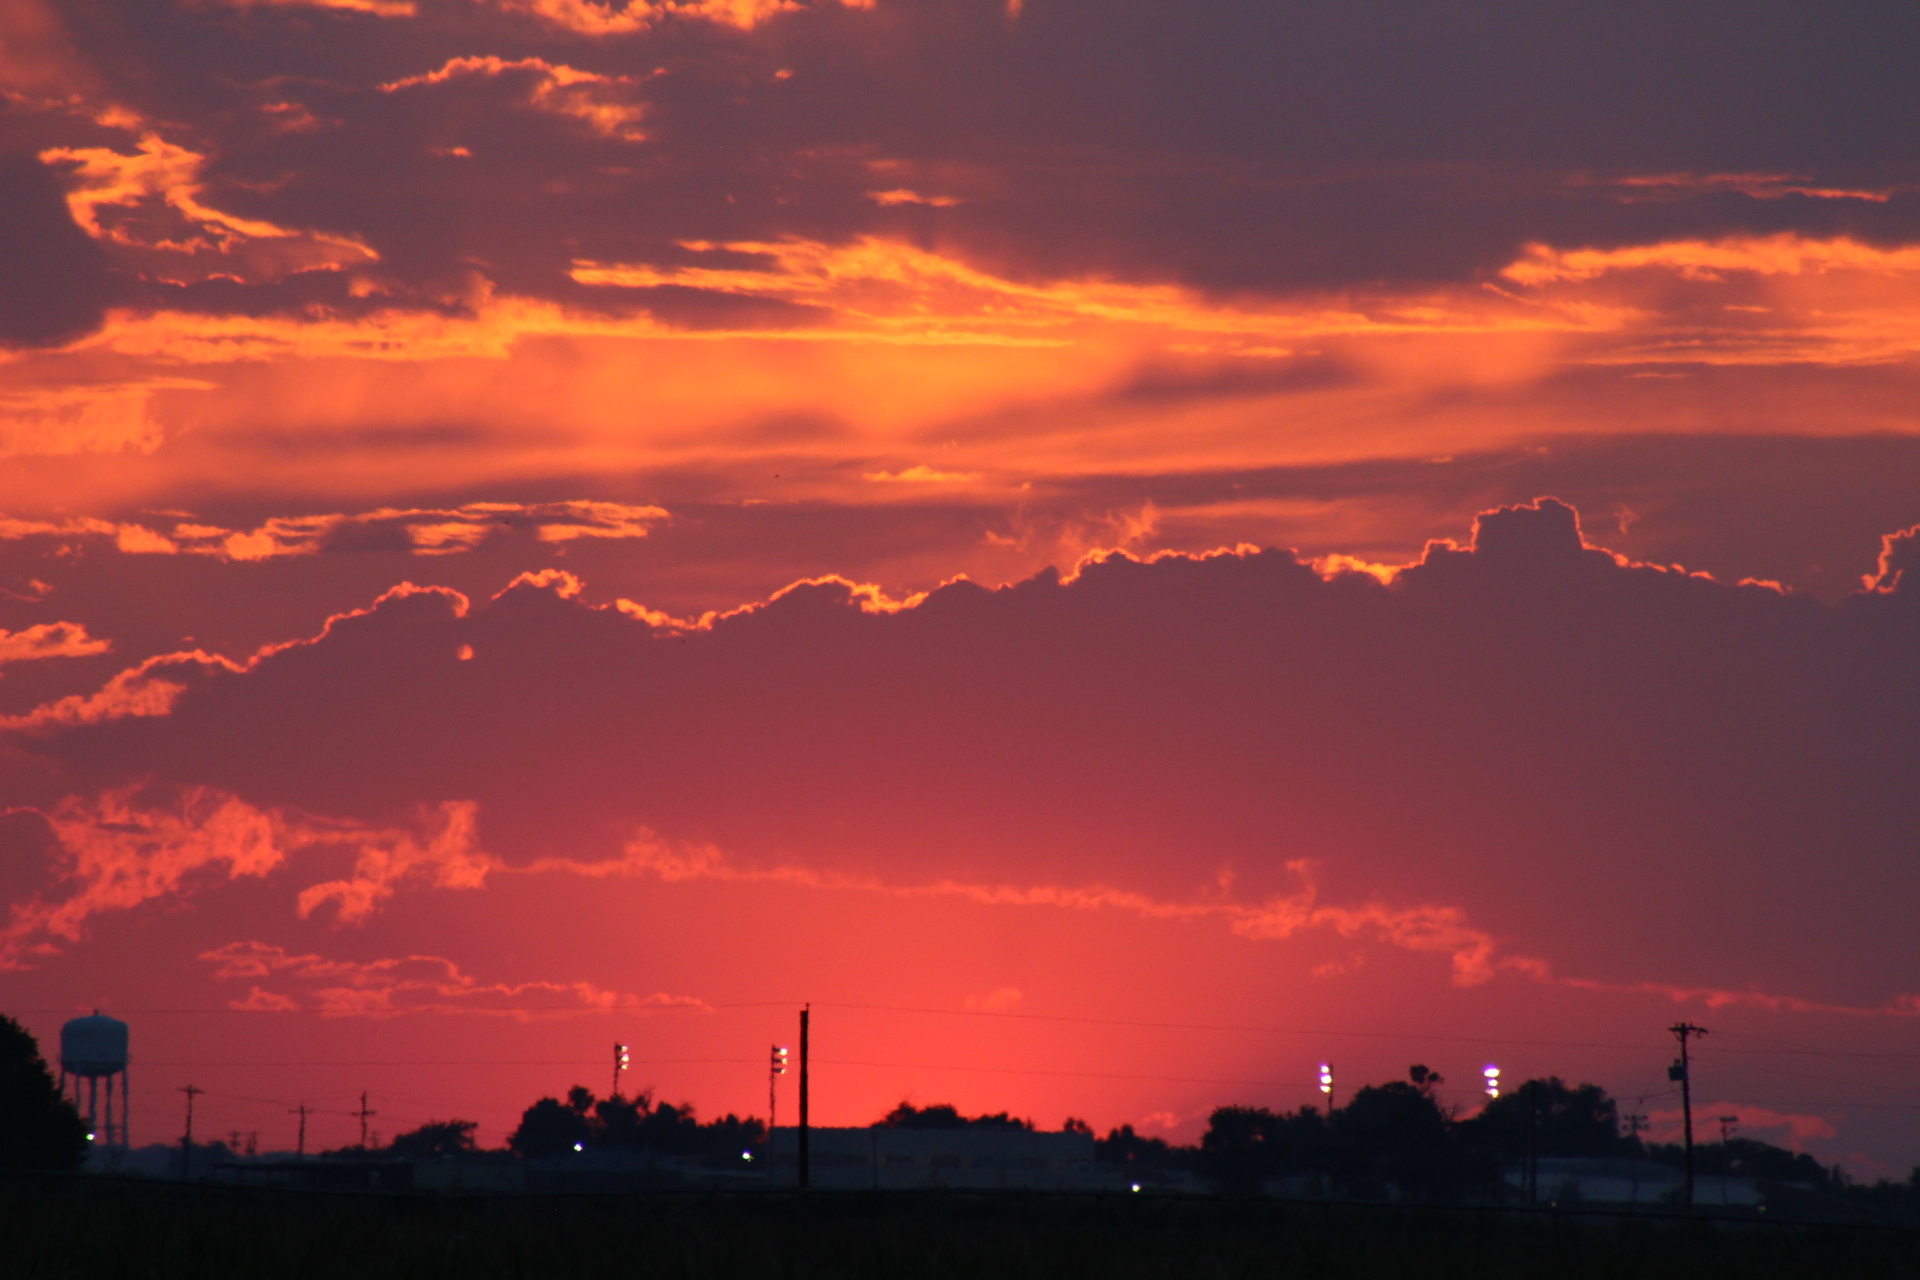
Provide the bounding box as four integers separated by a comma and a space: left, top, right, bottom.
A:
1668, 1023, 1708, 1209
769, 1044, 788, 1132
1318, 1063, 1334, 1116
612, 1042, 630, 1100
1482, 1064, 1500, 1099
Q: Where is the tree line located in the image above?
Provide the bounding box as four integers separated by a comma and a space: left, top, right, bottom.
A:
4, 1012, 1916, 1222
1093, 1065, 1839, 1201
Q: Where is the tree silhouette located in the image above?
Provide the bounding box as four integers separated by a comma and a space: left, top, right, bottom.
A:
387, 1120, 477, 1160
1325, 1068, 1495, 1200
876, 1102, 1032, 1130
508, 1096, 591, 1158
508, 1087, 763, 1159
0, 1015, 89, 1172
1201, 1106, 1327, 1193
1465, 1077, 1618, 1160
1096, 1124, 1196, 1171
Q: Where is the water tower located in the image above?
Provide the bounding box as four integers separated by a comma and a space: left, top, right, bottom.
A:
60, 1012, 130, 1159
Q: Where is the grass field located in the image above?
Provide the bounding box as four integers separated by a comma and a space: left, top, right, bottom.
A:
5, 1175, 1917, 1280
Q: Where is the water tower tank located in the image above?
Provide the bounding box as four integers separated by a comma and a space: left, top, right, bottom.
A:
61, 1012, 129, 1078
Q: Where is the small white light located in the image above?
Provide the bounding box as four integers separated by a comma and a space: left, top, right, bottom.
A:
86, 1132, 96, 1142
573, 1142, 584, 1152
1130, 1183, 1141, 1193
742, 1151, 753, 1161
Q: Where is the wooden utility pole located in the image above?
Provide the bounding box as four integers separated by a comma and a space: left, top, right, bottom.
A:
1524, 1080, 1539, 1205
177, 1085, 202, 1178
355, 1091, 377, 1151
798, 1005, 810, 1190
1622, 1113, 1648, 1204
1718, 1115, 1740, 1205
289, 1103, 310, 1158
1668, 1023, 1708, 1209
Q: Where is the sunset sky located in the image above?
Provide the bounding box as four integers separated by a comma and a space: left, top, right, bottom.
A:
4, 0, 1920, 1174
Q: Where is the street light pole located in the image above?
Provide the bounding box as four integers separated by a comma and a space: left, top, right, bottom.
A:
769, 1044, 787, 1133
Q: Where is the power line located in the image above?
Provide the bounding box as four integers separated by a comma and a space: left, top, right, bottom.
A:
820, 1057, 1310, 1089
125, 1058, 756, 1068
17, 999, 1920, 1062
809, 1002, 1674, 1053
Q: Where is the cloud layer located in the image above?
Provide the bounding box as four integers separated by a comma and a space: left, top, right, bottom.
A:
6, 0, 1920, 1171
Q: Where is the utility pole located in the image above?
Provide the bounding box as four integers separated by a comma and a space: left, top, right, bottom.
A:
1622, 1113, 1648, 1205
1668, 1023, 1708, 1209
769, 1044, 788, 1133
1529, 1082, 1542, 1205
177, 1085, 202, 1179
290, 1104, 310, 1159
355, 1091, 377, 1151
798, 1005, 810, 1190
612, 1042, 629, 1100
1718, 1115, 1739, 1205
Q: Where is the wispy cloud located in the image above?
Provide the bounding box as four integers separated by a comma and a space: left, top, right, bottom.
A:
198, 940, 711, 1018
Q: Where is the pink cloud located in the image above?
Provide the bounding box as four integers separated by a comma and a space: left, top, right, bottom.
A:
199, 940, 712, 1018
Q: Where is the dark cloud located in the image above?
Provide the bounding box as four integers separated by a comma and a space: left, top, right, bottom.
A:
23, 0, 1920, 318
0, 154, 121, 347
14, 499, 1920, 1005
5, 432, 1920, 716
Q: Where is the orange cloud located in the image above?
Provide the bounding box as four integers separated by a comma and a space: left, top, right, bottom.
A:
1504, 235, 1920, 286
0, 381, 204, 457
862, 465, 981, 484
2, 786, 283, 963
575, 833, 1528, 987
0, 501, 666, 559
869, 189, 961, 207
214, 0, 417, 13
198, 941, 711, 1018
0, 654, 210, 733
41, 126, 377, 285
491, 0, 862, 34
295, 801, 491, 924
522, 828, 1920, 1018
0, 621, 110, 667
380, 56, 649, 140
571, 236, 1606, 348
1574, 172, 1902, 204
0, 784, 495, 961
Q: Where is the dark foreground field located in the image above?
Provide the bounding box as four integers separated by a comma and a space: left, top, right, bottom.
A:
5, 1176, 1918, 1280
